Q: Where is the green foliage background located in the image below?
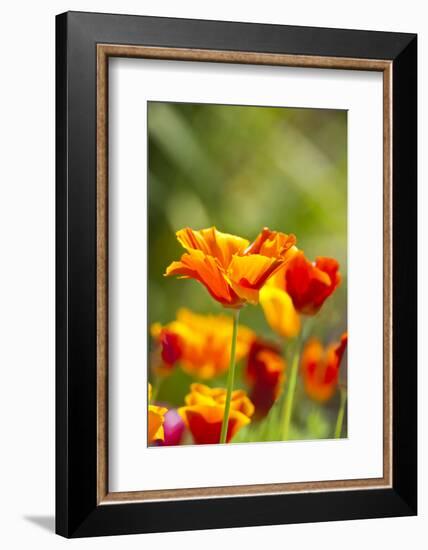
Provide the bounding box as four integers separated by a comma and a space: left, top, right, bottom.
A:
148, 101, 348, 440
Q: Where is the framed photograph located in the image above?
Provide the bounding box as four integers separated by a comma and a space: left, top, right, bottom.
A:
56, 11, 417, 537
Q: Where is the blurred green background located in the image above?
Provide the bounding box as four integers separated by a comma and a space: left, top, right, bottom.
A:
148, 101, 347, 438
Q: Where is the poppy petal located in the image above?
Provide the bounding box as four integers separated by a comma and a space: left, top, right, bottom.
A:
285, 252, 340, 315
260, 285, 300, 338
176, 227, 249, 268
165, 249, 242, 307
228, 254, 282, 303
178, 405, 250, 444
245, 227, 297, 258
148, 405, 168, 442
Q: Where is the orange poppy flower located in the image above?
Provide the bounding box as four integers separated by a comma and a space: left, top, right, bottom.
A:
151, 308, 254, 379
245, 339, 286, 418
165, 227, 297, 308
148, 383, 168, 443
178, 383, 254, 444
301, 332, 348, 402
268, 251, 341, 315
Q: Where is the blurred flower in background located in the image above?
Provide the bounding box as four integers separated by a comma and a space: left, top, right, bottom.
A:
148, 384, 168, 443
156, 409, 186, 447
301, 332, 348, 402
151, 308, 254, 379
245, 339, 286, 419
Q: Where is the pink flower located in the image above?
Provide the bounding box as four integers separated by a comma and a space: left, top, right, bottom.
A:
156, 409, 185, 446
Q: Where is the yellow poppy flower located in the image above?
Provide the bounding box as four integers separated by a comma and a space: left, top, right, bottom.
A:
260, 284, 300, 339
148, 383, 168, 443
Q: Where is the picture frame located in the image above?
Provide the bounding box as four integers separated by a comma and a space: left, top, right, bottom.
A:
56, 10, 417, 538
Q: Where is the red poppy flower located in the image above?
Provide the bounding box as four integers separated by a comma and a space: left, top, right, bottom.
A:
159, 328, 182, 366
178, 383, 254, 444
150, 324, 183, 376
283, 252, 341, 315
246, 339, 286, 419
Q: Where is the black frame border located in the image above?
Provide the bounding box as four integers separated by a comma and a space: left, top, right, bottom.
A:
56, 11, 417, 538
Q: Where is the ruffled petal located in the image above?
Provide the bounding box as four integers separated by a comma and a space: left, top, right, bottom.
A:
167, 227, 298, 307
227, 254, 283, 304
176, 227, 249, 268
245, 227, 297, 258
165, 249, 242, 307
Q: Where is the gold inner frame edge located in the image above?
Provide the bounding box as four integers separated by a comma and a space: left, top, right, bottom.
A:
96, 44, 393, 505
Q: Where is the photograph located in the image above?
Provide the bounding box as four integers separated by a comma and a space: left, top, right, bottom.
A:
147, 101, 348, 446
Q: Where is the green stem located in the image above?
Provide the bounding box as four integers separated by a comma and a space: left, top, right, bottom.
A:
334, 387, 347, 438
220, 309, 240, 444
281, 342, 300, 440
151, 376, 164, 404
